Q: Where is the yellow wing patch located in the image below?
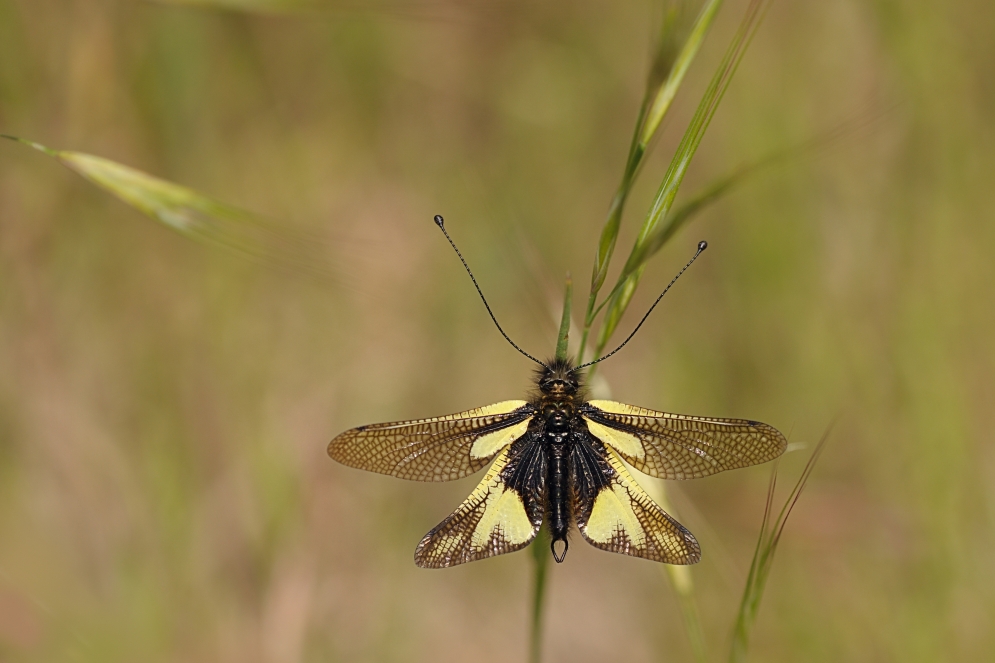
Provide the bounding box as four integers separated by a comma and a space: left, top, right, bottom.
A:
583, 416, 645, 460
585, 483, 645, 545
414, 447, 541, 568
574, 446, 700, 564
459, 400, 530, 418
471, 484, 534, 547
470, 419, 531, 460
583, 400, 787, 480
376, 400, 528, 426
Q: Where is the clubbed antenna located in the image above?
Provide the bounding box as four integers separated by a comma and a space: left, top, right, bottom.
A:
434, 215, 548, 369
577, 240, 708, 369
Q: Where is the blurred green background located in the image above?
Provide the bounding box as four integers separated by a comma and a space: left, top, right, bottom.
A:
1, 0, 993, 661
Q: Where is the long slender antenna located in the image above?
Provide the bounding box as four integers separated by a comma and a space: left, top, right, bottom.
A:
434, 215, 548, 368
577, 241, 708, 369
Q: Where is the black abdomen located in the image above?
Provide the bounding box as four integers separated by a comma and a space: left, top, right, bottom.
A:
547, 438, 570, 562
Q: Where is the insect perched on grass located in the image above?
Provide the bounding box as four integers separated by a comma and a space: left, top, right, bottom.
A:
328, 215, 786, 568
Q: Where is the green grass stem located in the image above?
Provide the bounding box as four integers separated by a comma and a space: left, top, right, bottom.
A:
729, 424, 832, 662
529, 526, 552, 663
588, 0, 772, 372
579, 0, 724, 364
555, 275, 573, 362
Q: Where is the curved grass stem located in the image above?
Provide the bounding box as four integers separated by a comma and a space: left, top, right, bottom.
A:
579, 0, 724, 364
729, 424, 833, 662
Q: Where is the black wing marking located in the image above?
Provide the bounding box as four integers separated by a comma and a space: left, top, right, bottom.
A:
570, 432, 700, 564
328, 401, 536, 481
414, 432, 546, 568
581, 400, 786, 480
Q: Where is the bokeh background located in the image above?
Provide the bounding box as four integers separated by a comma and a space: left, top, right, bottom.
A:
1, 0, 994, 661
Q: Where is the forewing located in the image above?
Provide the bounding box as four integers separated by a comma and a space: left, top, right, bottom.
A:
414, 433, 546, 568
328, 401, 535, 481
582, 400, 786, 480
570, 434, 700, 564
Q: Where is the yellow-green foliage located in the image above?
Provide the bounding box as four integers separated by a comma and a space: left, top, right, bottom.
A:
0, 0, 993, 662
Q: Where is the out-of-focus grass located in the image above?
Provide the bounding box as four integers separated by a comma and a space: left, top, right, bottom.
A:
581, 0, 723, 364
1, 0, 994, 662
572, 2, 769, 658
588, 0, 771, 369
730, 426, 830, 662
2, 135, 341, 283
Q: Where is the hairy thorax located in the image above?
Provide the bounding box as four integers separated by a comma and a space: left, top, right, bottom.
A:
533, 357, 585, 437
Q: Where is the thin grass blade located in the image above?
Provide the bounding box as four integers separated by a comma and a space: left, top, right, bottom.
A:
580, 0, 723, 362
555, 275, 573, 362
639, 0, 724, 152
729, 424, 833, 663
591, 0, 772, 360
529, 521, 551, 663
730, 463, 779, 663
2, 135, 339, 282
590, 0, 721, 294
587, 105, 886, 325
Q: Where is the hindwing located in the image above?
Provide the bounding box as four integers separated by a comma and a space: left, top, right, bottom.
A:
570, 433, 700, 564
414, 432, 546, 568
581, 400, 786, 480
328, 401, 535, 481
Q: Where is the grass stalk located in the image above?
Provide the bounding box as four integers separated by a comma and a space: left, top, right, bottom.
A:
576, 1, 774, 657
589, 0, 772, 372
579, 0, 724, 364
529, 276, 573, 663
555, 275, 573, 362
581, 102, 879, 342
729, 425, 832, 662
529, 526, 552, 663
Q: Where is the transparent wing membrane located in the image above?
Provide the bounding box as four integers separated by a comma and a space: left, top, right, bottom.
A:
582, 400, 786, 480
328, 401, 535, 481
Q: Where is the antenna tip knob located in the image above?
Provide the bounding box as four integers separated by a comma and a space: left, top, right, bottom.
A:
697, 240, 708, 252
433, 214, 445, 228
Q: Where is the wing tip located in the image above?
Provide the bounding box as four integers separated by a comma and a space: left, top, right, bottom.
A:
673, 521, 702, 565
326, 426, 354, 460
747, 419, 789, 461
768, 423, 789, 459
413, 537, 433, 568
685, 533, 702, 564
413, 554, 445, 569
327, 433, 349, 460
413, 537, 463, 569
